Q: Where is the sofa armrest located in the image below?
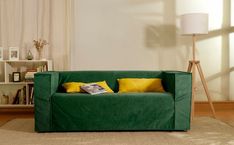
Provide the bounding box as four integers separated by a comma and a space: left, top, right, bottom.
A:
162, 71, 192, 130
34, 71, 59, 132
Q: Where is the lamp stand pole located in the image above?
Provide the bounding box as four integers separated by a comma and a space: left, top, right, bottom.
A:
187, 34, 216, 119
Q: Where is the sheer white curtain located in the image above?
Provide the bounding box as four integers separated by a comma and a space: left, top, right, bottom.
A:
0, 0, 72, 70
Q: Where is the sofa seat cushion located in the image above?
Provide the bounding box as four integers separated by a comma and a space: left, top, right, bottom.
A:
51, 92, 175, 131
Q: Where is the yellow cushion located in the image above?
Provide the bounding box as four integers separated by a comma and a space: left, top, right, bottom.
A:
94, 81, 114, 93
63, 81, 114, 93
118, 78, 165, 93
62, 82, 85, 93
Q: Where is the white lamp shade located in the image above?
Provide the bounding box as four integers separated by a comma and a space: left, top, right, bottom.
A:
180, 13, 208, 35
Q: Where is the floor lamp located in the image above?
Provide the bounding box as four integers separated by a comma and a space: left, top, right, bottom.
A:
180, 13, 216, 119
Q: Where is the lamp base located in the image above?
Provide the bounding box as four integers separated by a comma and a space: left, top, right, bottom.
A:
188, 60, 216, 120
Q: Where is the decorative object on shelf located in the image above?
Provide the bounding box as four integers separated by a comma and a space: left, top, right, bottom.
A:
180, 13, 216, 119
0, 47, 3, 60
12, 72, 21, 82
1, 94, 9, 104
33, 39, 48, 60
9, 47, 19, 60
12, 87, 26, 104
26, 49, 34, 60
8, 74, 12, 82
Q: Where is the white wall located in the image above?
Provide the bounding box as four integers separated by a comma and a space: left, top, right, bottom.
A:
71, 0, 234, 101
71, 0, 179, 70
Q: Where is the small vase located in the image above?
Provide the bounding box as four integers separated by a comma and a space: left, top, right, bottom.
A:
38, 49, 42, 60
26, 50, 34, 60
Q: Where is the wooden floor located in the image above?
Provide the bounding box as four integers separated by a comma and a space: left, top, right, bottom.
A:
196, 110, 234, 126
195, 101, 234, 126
1, 102, 234, 127
0, 109, 33, 126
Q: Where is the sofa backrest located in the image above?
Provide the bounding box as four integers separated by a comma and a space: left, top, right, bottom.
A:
58, 71, 163, 92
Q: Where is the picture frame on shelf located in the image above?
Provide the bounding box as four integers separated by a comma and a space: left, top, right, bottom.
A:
0, 47, 3, 60
12, 72, 21, 82
9, 47, 19, 60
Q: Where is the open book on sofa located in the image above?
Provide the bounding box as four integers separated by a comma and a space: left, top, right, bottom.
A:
80, 83, 107, 95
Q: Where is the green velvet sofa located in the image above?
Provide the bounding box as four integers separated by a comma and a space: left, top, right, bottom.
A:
34, 71, 192, 132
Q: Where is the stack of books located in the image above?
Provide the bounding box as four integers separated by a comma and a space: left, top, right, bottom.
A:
24, 69, 37, 82
24, 65, 47, 82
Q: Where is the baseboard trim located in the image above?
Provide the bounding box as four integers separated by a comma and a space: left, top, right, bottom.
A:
0, 108, 34, 113
0, 101, 233, 113
195, 101, 234, 112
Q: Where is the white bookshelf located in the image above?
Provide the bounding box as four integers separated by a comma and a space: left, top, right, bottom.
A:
0, 60, 53, 108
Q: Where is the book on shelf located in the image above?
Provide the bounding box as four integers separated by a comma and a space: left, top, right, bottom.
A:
12, 89, 21, 104
36, 65, 47, 72
24, 71, 36, 82
25, 71, 36, 77
21, 65, 48, 82
20, 86, 26, 104
29, 86, 34, 104
80, 83, 107, 95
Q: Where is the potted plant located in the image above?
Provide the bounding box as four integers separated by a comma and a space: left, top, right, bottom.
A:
33, 39, 48, 60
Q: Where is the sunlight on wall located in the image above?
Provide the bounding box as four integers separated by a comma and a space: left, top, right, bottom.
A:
197, 37, 222, 77
196, 36, 225, 101
176, 0, 208, 15
230, 1, 234, 100
72, 0, 233, 101
232, 0, 234, 26
207, 0, 223, 31
230, 33, 234, 67
176, 0, 231, 101
176, 0, 223, 30
230, 33, 234, 100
